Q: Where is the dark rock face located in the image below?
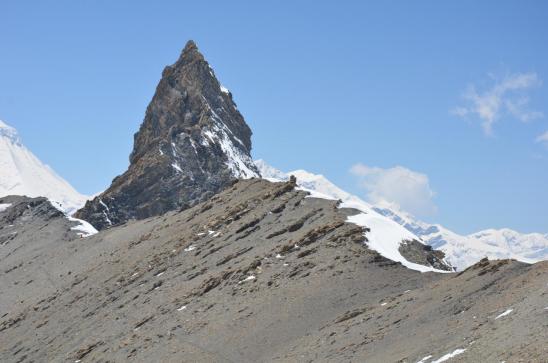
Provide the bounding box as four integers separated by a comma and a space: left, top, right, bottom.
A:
76, 41, 259, 230
399, 239, 454, 271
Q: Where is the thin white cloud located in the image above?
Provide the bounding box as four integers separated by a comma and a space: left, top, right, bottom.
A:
536, 131, 548, 147
350, 163, 437, 217
452, 72, 543, 135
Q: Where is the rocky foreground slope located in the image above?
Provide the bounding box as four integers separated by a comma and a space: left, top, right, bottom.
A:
1, 179, 546, 362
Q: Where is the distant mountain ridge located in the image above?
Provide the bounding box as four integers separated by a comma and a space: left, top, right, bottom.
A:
255, 160, 548, 270
0, 120, 89, 215
255, 160, 452, 272
372, 205, 547, 270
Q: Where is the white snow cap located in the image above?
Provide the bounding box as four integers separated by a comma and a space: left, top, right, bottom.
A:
0, 120, 91, 215
220, 85, 230, 94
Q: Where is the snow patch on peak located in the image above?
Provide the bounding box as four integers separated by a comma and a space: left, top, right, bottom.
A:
220, 85, 230, 94
196, 96, 258, 179
202, 120, 258, 180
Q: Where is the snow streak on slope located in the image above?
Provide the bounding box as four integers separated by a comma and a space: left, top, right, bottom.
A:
255, 160, 547, 271
48, 200, 98, 237
67, 216, 98, 237
201, 113, 258, 179
0, 120, 90, 215
255, 160, 449, 273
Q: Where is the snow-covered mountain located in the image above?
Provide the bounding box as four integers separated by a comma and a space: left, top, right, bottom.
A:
372, 205, 547, 270
0, 120, 90, 215
255, 160, 548, 270
255, 160, 452, 272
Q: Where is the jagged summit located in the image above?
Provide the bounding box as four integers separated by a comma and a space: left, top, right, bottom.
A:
174, 40, 203, 66
182, 39, 198, 52
76, 41, 259, 230
129, 40, 253, 165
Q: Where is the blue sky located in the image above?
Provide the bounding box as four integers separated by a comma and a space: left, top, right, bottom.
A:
1, 1, 547, 234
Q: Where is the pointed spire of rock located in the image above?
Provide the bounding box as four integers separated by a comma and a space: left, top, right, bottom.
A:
180, 39, 200, 57
183, 39, 198, 51
76, 41, 259, 230
171, 40, 205, 70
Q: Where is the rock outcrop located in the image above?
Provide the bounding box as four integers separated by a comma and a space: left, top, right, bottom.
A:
399, 239, 453, 271
76, 41, 259, 230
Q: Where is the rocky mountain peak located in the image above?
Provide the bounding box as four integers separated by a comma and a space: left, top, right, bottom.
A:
76, 41, 259, 230
175, 40, 203, 64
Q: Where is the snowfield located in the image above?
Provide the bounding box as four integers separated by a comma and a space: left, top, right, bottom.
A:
373, 204, 546, 270
255, 160, 548, 271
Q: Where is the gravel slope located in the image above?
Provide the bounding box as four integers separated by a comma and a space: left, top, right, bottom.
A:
1, 179, 546, 362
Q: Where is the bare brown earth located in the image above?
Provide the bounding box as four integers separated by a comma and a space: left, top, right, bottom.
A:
1, 179, 546, 362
